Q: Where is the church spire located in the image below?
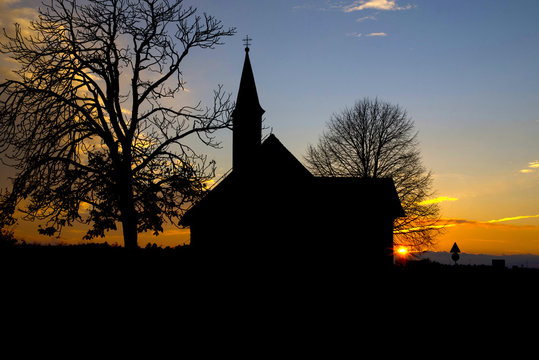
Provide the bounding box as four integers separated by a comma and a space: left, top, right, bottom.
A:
232, 37, 265, 173
233, 37, 264, 120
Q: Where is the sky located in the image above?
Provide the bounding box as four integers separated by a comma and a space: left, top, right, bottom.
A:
1, 0, 539, 257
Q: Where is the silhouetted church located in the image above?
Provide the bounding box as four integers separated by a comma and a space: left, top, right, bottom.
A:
181, 44, 404, 267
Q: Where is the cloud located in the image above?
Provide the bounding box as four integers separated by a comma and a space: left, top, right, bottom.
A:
487, 214, 539, 224
292, 2, 344, 12
0, 0, 36, 27
343, 0, 413, 12
436, 217, 539, 230
519, 161, 539, 173
292, 4, 312, 11
418, 196, 458, 206
365, 32, 387, 37
0, 0, 38, 79
398, 216, 539, 234
394, 223, 455, 234
356, 15, 376, 22
347, 32, 388, 39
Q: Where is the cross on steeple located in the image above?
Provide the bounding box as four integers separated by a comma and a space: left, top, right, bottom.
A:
243, 35, 252, 51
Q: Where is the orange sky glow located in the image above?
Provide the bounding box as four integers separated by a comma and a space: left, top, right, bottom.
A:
9, 209, 539, 257
2, 0, 539, 257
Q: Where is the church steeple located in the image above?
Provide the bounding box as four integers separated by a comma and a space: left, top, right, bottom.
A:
232, 38, 265, 173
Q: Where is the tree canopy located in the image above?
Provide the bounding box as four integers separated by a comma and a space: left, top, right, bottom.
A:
0, 0, 236, 248
305, 98, 441, 251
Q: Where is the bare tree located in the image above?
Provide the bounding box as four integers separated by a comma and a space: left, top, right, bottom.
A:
0, 0, 235, 249
305, 98, 441, 251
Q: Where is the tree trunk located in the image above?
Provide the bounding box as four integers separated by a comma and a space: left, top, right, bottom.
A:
121, 205, 138, 250
120, 191, 138, 250
118, 158, 138, 250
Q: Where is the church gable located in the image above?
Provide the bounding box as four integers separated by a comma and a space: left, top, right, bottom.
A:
259, 134, 313, 180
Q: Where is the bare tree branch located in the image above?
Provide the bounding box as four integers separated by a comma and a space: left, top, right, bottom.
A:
305, 98, 442, 252
0, 0, 236, 248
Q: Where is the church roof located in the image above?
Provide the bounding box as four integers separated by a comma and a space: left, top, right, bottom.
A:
181, 134, 404, 226
310, 177, 405, 217
258, 134, 312, 179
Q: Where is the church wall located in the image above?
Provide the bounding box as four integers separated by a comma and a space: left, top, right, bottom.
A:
189, 197, 396, 264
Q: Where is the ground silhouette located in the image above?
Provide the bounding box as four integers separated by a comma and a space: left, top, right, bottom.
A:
3, 241, 538, 286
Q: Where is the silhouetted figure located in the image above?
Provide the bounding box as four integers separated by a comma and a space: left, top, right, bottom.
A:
181, 42, 404, 269
450, 242, 461, 265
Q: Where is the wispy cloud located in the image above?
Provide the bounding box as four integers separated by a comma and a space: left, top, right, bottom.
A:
347, 32, 388, 38
0, 0, 38, 79
343, 0, 413, 12
487, 214, 539, 224
519, 160, 539, 174
356, 15, 376, 22
292, 2, 344, 12
395, 223, 454, 234
292, 4, 312, 11
398, 215, 539, 234
418, 196, 458, 206
445, 216, 539, 228
365, 32, 387, 37
0, 0, 36, 28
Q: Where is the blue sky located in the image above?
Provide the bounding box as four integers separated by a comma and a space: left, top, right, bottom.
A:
183, 0, 539, 254
2, 0, 539, 254
182, 0, 539, 168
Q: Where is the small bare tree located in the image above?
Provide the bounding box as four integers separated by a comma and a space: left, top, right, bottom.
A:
0, 0, 235, 249
305, 98, 440, 251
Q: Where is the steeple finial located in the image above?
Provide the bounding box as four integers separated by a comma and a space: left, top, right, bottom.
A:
242, 35, 252, 52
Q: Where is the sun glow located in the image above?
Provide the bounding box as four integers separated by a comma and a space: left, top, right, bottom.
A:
396, 246, 408, 256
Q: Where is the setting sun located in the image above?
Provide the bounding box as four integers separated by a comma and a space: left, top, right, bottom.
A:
396, 247, 408, 256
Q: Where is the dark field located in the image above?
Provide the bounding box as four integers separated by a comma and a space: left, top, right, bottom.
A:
3, 242, 537, 335
3, 242, 538, 288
